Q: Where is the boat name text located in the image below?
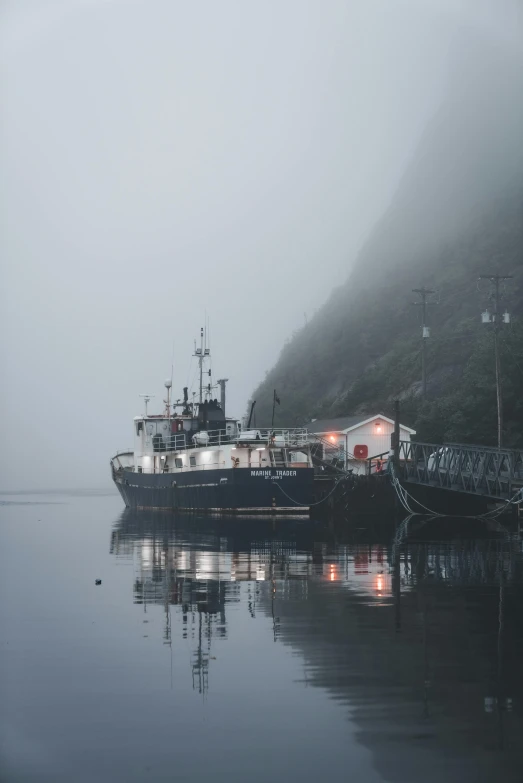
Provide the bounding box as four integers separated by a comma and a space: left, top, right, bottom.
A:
250, 470, 297, 478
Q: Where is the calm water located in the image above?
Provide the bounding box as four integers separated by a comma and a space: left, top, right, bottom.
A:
1, 492, 522, 783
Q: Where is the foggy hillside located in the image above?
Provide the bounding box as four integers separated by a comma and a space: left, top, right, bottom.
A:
250, 32, 523, 447
353, 34, 523, 280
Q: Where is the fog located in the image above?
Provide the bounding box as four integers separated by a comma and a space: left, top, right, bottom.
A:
1, 0, 520, 489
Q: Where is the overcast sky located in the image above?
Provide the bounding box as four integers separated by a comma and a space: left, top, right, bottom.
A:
1, 0, 521, 489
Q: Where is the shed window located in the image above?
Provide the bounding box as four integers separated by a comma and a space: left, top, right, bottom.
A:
190, 455, 196, 467
175, 458, 183, 469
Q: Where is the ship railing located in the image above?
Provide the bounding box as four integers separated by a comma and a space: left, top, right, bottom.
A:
138, 455, 309, 474
235, 428, 309, 448
154, 430, 234, 451
150, 427, 310, 452
143, 459, 228, 474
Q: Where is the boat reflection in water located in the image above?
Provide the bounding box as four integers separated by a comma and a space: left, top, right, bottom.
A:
110, 510, 523, 781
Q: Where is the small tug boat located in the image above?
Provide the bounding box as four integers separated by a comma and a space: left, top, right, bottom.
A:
110, 331, 314, 514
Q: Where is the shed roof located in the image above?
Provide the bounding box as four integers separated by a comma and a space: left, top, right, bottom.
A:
308, 414, 416, 435
308, 416, 363, 434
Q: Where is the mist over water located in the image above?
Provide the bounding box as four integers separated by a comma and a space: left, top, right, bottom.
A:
2, 0, 521, 489
1, 494, 523, 782
2, 5, 522, 781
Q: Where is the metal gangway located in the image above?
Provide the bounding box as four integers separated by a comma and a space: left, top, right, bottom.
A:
309, 433, 355, 474
397, 440, 523, 501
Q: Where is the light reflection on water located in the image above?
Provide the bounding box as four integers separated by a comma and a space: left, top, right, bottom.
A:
111, 511, 523, 778
1, 495, 523, 783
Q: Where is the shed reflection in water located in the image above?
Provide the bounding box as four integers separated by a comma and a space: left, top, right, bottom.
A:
110, 511, 523, 781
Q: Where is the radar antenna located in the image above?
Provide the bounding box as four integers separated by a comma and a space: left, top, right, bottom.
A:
139, 394, 155, 417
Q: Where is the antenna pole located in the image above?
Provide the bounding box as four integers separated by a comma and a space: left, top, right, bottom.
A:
139, 394, 155, 417
170, 339, 175, 405
192, 328, 204, 407
199, 327, 204, 405
494, 276, 502, 451
192, 325, 212, 411
164, 380, 172, 420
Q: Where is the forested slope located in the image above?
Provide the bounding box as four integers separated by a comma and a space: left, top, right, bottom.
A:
250, 36, 523, 447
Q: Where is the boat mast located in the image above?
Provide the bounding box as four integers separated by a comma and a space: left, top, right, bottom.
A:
139, 394, 154, 417
200, 327, 205, 405
193, 326, 211, 408
164, 379, 172, 420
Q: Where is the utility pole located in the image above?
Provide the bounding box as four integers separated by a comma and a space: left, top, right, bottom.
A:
479, 274, 512, 449
391, 399, 400, 468
412, 288, 436, 397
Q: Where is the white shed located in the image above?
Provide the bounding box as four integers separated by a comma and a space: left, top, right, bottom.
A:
308, 414, 416, 475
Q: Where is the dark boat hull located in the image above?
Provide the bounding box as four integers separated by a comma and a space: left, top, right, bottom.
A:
113, 467, 315, 514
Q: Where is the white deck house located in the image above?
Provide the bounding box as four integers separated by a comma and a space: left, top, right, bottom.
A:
308, 414, 416, 475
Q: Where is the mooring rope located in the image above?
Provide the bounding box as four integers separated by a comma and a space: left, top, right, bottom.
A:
274, 475, 348, 507
389, 463, 523, 520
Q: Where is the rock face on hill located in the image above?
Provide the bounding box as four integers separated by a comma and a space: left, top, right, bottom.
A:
250, 35, 523, 447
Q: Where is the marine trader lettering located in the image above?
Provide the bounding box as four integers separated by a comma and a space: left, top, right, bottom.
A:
250, 470, 297, 478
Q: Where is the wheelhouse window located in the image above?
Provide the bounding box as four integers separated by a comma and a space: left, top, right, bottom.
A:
175, 458, 183, 469
136, 421, 143, 435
